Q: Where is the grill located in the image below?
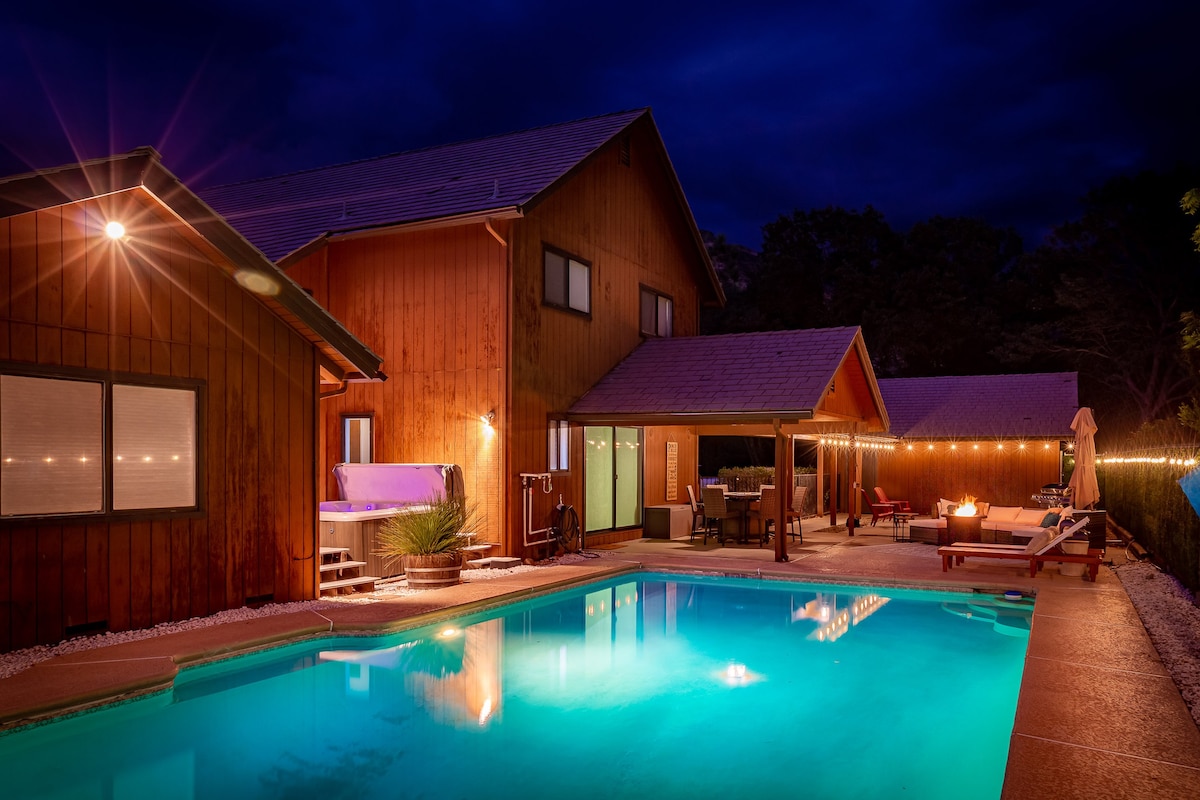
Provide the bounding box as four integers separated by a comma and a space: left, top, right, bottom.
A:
1031, 482, 1071, 508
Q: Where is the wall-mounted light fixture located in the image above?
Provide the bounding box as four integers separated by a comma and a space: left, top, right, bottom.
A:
104, 221, 126, 240
480, 410, 495, 429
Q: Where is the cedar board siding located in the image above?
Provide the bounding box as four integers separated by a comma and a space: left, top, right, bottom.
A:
642, 426, 700, 508
873, 444, 1063, 520
286, 226, 507, 546
509, 127, 705, 551
0, 193, 319, 653
820, 349, 880, 424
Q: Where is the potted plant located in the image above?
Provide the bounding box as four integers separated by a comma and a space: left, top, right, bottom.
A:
375, 494, 482, 589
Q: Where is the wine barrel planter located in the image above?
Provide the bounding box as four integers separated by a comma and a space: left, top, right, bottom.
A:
404, 553, 464, 589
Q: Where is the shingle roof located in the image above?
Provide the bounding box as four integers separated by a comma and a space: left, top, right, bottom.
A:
568, 327, 866, 422
878, 372, 1079, 439
199, 109, 649, 262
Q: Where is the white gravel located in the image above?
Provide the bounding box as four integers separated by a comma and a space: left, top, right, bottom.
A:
1114, 560, 1200, 728
0, 559, 571, 681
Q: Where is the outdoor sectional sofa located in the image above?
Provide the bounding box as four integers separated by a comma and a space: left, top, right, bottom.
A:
906, 501, 1073, 545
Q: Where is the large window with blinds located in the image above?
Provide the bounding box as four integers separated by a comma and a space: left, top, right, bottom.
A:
0, 371, 200, 518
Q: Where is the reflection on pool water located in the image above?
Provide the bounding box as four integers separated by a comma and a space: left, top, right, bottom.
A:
0, 573, 1031, 799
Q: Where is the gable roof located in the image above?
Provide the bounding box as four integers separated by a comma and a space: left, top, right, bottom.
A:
0, 147, 385, 382
877, 372, 1079, 439
199, 109, 723, 303
567, 326, 887, 429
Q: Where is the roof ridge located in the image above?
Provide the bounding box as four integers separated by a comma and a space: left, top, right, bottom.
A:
879, 371, 1077, 382
201, 107, 650, 192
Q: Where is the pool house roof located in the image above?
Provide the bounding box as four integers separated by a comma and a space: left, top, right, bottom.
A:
877, 372, 1079, 440
567, 326, 888, 434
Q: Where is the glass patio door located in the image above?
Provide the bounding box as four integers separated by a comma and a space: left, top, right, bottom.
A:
584, 426, 642, 533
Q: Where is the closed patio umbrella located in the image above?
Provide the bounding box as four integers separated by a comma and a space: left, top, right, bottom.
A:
1068, 407, 1100, 509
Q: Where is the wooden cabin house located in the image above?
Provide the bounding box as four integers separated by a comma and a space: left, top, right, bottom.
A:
870, 373, 1079, 516
201, 109, 727, 558
0, 149, 383, 652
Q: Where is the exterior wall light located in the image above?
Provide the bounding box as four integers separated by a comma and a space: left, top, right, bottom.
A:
105, 221, 126, 239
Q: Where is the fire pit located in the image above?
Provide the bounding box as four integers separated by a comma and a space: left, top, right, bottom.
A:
940, 495, 986, 545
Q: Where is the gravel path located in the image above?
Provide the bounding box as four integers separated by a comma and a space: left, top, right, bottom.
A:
1114, 561, 1200, 728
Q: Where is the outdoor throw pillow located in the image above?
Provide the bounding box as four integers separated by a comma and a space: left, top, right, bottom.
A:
1040, 511, 1062, 527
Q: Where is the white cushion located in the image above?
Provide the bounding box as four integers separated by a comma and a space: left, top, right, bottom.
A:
1016, 508, 1049, 525
986, 506, 1022, 522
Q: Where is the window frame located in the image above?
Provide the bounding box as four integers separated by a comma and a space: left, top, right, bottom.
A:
0, 364, 204, 522
548, 418, 570, 472
639, 285, 674, 338
543, 245, 592, 317
341, 412, 375, 464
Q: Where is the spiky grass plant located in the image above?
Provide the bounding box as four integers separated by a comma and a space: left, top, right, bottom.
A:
375, 494, 482, 570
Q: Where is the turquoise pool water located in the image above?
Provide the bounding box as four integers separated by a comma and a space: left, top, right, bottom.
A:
0, 573, 1031, 799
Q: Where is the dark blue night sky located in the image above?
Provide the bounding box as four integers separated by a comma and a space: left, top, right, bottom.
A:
2, 0, 1196, 249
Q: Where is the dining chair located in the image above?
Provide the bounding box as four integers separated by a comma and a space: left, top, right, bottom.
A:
686, 484, 706, 540
701, 485, 736, 544
752, 485, 776, 546
787, 485, 807, 543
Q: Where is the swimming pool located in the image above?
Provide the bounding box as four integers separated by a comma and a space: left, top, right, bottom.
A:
0, 572, 1031, 799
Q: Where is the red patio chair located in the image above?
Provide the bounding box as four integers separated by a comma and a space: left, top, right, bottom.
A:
874, 486, 912, 513
860, 488, 895, 526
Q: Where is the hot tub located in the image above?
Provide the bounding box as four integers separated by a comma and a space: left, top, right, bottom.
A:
319, 463, 464, 577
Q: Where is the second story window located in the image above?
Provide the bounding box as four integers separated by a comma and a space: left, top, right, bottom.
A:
544, 247, 591, 315
640, 286, 673, 337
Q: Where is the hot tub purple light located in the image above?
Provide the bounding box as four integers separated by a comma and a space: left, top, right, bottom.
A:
317, 500, 430, 522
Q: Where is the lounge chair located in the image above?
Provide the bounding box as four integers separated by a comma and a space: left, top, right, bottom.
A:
938, 518, 1099, 579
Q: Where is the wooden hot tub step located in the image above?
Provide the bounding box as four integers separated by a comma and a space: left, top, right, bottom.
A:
319, 575, 378, 594
320, 546, 352, 557
319, 559, 368, 573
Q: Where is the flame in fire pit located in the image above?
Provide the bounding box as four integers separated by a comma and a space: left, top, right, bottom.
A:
954, 495, 978, 516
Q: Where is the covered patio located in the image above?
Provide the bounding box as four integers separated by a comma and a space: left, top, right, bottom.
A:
567, 326, 889, 561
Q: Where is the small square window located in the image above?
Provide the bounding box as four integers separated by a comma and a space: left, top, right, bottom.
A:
544, 247, 590, 314
639, 287, 673, 337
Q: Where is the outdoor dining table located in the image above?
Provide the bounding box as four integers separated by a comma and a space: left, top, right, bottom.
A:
724, 490, 762, 543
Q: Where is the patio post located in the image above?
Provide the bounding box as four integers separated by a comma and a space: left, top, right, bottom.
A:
773, 421, 792, 562
828, 444, 838, 527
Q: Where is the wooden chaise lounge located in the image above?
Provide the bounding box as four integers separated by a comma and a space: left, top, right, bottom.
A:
938, 518, 1101, 580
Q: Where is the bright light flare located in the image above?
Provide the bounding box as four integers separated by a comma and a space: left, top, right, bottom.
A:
105, 221, 126, 239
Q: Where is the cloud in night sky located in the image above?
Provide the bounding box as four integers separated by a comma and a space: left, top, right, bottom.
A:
2, 0, 1196, 248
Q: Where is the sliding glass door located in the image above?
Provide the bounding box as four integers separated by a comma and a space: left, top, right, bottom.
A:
584, 426, 642, 533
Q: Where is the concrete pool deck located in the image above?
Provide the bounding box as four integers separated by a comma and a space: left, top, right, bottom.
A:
1, 517, 1198, 799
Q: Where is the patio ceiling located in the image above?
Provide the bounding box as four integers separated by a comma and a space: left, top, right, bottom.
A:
566, 326, 888, 436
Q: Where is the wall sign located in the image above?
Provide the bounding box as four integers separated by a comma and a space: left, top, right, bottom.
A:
666, 440, 678, 501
